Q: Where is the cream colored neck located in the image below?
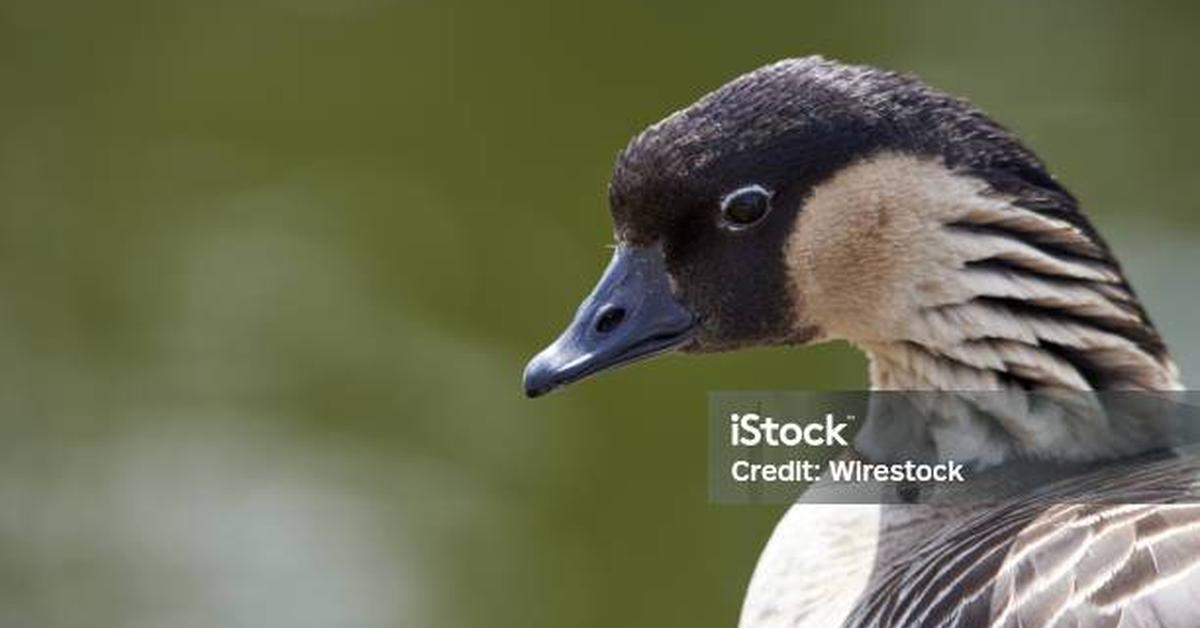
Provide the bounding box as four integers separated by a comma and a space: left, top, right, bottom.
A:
788, 152, 1178, 392
785, 152, 1180, 465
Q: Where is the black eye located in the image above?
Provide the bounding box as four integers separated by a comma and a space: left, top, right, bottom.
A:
720, 185, 772, 230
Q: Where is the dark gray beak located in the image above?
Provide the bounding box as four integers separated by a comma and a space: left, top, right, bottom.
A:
523, 244, 697, 398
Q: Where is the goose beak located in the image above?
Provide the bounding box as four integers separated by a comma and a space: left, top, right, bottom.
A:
523, 244, 697, 398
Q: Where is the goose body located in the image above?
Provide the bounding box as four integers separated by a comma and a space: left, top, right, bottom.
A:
743, 455, 1200, 628
523, 57, 1199, 626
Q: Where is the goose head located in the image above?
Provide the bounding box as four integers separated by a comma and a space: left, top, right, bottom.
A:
523, 56, 1177, 398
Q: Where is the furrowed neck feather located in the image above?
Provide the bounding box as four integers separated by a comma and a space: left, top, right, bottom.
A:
786, 153, 1180, 464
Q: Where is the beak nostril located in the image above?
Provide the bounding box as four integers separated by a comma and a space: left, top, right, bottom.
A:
594, 306, 626, 334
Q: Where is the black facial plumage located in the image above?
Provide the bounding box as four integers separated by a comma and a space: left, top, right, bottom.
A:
610, 56, 1077, 237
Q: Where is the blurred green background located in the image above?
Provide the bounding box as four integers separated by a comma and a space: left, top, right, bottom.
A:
2, 1, 1199, 626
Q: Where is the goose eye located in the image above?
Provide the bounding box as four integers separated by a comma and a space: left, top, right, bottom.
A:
720, 185, 772, 230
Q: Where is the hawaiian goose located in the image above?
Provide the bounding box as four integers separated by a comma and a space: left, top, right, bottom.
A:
523, 57, 1199, 627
